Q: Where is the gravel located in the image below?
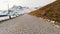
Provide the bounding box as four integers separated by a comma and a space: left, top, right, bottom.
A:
0, 14, 60, 34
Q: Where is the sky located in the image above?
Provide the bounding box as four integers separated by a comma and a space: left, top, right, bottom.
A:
0, 0, 56, 10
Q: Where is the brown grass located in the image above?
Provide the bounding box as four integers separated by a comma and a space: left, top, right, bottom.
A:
29, 0, 60, 24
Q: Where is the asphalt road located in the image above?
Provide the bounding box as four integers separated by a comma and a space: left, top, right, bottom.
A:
0, 14, 60, 34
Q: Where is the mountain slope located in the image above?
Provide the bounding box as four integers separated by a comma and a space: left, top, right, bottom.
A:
29, 0, 60, 24
0, 5, 32, 21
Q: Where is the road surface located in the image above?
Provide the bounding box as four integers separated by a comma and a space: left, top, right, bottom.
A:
0, 14, 60, 34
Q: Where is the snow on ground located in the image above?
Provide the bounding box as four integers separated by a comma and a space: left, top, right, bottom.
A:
0, 16, 9, 21
0, 5, 37, 21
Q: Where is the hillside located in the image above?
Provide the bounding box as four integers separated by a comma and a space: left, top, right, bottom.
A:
29, 0, 60, 25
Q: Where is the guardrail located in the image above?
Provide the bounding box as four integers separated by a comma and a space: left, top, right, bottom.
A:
0, 13, 25, 23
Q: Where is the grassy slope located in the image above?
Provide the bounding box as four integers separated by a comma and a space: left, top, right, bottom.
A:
29, 0, 60, 23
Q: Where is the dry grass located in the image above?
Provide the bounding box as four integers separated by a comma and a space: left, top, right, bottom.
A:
29, 0, 60, 25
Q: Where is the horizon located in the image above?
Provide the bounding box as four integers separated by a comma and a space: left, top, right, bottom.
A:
0, 0, 56, 10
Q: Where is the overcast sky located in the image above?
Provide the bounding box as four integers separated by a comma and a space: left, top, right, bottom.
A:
0, 0, 56, 10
